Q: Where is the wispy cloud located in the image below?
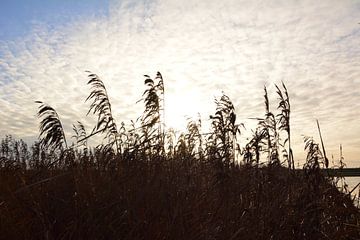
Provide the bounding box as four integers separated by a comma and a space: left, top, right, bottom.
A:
0, 0, 359, 164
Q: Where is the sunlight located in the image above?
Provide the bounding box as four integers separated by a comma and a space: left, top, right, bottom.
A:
164, 89, 210, 132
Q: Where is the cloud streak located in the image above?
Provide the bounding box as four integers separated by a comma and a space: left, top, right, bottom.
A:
0, 0, 359, 165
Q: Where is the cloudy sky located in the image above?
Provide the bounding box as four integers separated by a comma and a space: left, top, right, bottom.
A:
0, 0, 359, 166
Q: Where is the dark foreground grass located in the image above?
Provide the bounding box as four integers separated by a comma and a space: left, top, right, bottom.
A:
1, 72, 359, 239
1, 160, 359, 240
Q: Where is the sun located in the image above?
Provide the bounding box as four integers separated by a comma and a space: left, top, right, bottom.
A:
164, 89, 211, 133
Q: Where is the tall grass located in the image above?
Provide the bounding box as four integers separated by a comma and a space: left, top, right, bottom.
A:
0, 71, 359, 239
85, 71, 120, 153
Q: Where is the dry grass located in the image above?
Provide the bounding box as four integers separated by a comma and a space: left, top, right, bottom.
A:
0, 159, 359, 239
0, 71, 359, 239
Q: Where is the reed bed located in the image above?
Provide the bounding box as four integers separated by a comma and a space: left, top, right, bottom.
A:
0, 72, 359, 239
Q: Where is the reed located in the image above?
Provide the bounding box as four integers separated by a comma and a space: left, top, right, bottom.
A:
0, 72, 358, 239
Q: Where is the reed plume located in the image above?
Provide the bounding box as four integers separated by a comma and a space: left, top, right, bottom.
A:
36, 101, 67, 150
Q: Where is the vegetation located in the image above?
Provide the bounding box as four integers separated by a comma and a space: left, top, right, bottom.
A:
0, 72, 359, 239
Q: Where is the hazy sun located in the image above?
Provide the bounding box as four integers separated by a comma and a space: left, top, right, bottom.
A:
164, 89, 211, 132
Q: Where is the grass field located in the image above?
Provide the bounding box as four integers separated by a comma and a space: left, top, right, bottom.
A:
0, 72, 359, 239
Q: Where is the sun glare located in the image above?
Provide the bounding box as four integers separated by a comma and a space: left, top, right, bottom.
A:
164, 89, 210, 132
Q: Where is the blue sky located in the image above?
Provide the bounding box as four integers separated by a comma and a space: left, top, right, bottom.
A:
0, 0, 359, 165
0, 0, 108, 40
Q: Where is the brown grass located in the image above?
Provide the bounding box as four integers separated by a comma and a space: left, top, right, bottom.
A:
0, 72, 359, 239
0, 160, 359, 239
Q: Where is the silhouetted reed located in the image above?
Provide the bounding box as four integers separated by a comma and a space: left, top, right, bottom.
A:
0, 72, 359, 239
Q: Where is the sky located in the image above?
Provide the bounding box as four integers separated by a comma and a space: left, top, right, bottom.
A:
0, 0, 359, 166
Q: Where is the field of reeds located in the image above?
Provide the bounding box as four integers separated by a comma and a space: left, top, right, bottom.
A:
0, 72, 359, 239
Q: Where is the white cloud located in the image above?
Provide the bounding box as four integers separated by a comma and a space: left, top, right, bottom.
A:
0, 0, 359, 165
